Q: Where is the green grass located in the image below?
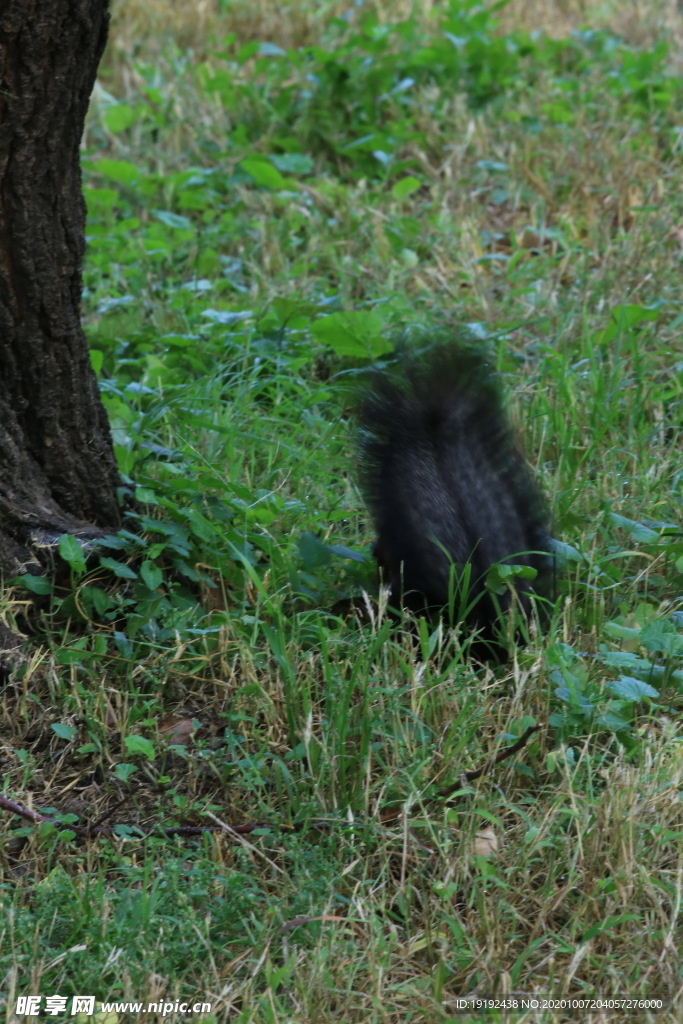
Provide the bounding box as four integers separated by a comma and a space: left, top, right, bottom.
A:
2, 1, 683, 1021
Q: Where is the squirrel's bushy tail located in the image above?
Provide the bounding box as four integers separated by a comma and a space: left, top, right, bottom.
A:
357, 343, 551, 635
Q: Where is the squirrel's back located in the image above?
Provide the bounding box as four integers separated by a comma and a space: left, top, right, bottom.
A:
358, 343, 550, 632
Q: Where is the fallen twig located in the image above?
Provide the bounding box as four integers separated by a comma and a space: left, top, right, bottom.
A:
439, 723, 541, 798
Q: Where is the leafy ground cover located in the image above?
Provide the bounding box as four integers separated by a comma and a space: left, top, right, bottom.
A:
1, 1, 682, 1021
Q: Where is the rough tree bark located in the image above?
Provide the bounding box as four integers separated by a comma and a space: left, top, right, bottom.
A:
0, 0, 121, 579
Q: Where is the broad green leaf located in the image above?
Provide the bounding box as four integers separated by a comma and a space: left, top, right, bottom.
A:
270, 153, 314, 175
391, 176, 421, 199
606, 676, 659, 701
124, 735, 156, 760
99, 557, 137, 580
240, 158, 288, 190
94, 158, 140, 185
140, 560, 163, 591
608, 513, 659, 544
52, 723, 77, 741
102, 103, 139, 133
14, 574, 52, 595
310, 311, 390, 358
59, 534, 86, 571
153, 209, 193, 230
115, 763, 138, 783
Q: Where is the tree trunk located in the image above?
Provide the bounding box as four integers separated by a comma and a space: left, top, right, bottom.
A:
0, 0, 121, 578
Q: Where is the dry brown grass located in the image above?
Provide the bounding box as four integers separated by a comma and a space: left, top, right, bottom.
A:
108, 0, 683, 59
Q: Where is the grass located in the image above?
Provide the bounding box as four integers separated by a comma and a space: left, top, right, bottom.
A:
1, 0, 682, 1021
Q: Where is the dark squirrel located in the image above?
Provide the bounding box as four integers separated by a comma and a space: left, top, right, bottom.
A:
357, 343, 551, 642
